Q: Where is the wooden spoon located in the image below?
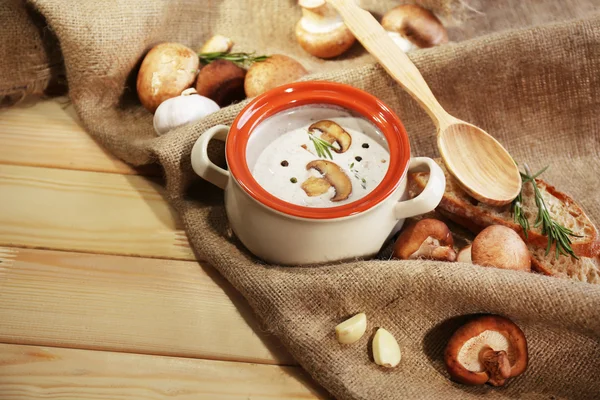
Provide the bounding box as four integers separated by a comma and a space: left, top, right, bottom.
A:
326, 0, 521, 206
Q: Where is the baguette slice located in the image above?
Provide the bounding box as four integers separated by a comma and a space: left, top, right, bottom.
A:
408, 159, 600, 284
528, 247, 600, 284
432, 208, 600, 284
408, 159, 600, 258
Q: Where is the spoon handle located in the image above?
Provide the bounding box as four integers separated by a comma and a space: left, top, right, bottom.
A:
326, 0, 453, 128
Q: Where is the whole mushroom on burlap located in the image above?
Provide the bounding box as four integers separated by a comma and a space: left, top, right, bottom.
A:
445, 315, 529, 386
382, 4, 449, 52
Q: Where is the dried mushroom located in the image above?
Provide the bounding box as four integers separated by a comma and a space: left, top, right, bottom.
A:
444, 315, 528, 386
309, 120, 352, 153
306, 160, 352, 202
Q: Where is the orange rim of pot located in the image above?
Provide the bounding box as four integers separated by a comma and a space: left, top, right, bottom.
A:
227, 81, 411, 219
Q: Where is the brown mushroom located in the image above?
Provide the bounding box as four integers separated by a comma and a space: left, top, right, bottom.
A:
444, 315, 528, 386
457, 244, 472, 263
301, 176, 331, 197
244, 54, 308, 98
195, 59, 246, 107
381, 5, 448, 53
393, 219, 457, 261
295, 0, 356, 59
306, 160, 352, 202
471, 225, 531, 272
309, 120, 352, 153
136, 42, 199, 113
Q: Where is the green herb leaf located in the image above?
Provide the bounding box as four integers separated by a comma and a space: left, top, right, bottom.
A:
511, 163, 581, 259
307, 131, 336, 160
199, 52, 269, 68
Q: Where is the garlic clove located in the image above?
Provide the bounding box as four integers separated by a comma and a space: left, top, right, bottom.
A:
153, 88, 220, 135
335, 313, 367, 344
372, 328, 401, 368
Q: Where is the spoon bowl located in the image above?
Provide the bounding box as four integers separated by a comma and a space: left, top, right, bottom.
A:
438, 121, 521, 205
326, 0, 522, 206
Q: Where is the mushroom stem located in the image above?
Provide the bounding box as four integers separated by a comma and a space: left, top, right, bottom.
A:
181, 88, 198, 96
301, 4, 338, 20
479, 346, 511, 386
299, 0, 339, 20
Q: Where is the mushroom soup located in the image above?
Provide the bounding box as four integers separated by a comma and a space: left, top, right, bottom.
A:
248, 105, 389, 208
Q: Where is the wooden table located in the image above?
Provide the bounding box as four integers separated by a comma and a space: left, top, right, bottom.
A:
0, 99, 328, 399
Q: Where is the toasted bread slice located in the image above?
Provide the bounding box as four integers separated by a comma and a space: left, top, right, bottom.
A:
408, 159, 599, 258
431, 208, 600, 284
408, 159, 600, 284
528, 247, 600, 284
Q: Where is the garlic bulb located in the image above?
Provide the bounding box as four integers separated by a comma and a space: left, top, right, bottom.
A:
153, 88, 220, 135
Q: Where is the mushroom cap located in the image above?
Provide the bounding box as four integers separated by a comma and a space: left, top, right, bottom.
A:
305, 160, 352, 202
136, 42, 199, 113
393, 219, 454, 260
471, 225, 531, 272
444, 315, 528, 386
381, 4, 448, 49
295, 19, 355, 59
309, 120, 352, 153
195, 59, 246, 107
244, 54, 308, 98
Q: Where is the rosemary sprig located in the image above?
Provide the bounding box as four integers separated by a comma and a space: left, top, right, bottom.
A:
512, 164, 581, 259
308, 132, 336, 160
199, 52, 269, 67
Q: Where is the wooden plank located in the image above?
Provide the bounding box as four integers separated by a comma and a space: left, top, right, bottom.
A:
0, 247, 292, 365
0, 99, 153, 175
0, 344, 327, 400
0, 164, 195, 260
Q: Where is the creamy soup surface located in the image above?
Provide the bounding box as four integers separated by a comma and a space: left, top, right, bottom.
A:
249, 106, 390, 208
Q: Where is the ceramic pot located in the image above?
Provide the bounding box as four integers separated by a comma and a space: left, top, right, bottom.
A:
191, 81, 445, 265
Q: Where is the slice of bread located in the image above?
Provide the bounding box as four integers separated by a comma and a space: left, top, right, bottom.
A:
430, 207, 600, 284
528, 247, 600, 284
408, 159, 600, 284
409, 159, 599, 258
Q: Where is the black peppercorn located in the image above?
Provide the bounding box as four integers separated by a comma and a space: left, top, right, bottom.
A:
355, 156, 362, 162
281, 160, 289, 167
362, 143, 369, 148
290, 177, 297, 183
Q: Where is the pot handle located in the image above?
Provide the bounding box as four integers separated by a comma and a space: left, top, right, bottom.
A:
394, 157, 445, 220
191, 125, 230, 190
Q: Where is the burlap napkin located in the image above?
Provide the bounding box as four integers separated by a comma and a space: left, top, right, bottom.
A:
3, 1, 600, 398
